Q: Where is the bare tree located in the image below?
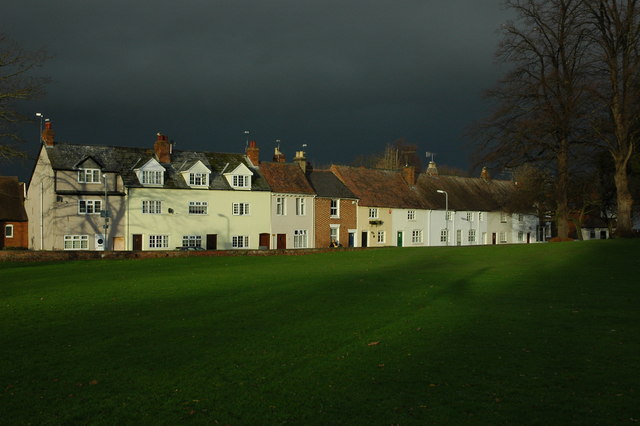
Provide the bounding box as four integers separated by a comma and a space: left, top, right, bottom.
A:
473, 0, 591, 239
582, 0, 640, 237
0, 33, 48, 161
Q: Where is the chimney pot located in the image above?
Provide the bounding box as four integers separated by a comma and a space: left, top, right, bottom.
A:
246, 140, 260, 165
426, 161, 438, 176
402, 165, 416, 185
154, 132, 171, 163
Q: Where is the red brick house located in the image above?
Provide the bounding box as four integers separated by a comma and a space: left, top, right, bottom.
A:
0, 176, 29, 249
307, 170, 358, 247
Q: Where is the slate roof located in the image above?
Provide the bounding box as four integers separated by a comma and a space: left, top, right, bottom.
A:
306, 170, 357, 199
417, 174, 517, 211
331, 165, 426, 209
258, 162, 315, 195
0, 176, 28, 221
43, 143, 270, 191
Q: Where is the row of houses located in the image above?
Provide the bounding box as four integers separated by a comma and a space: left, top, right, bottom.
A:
21, 123, 541, 251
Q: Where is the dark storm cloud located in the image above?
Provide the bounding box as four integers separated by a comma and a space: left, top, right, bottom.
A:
2, 0, 511, 180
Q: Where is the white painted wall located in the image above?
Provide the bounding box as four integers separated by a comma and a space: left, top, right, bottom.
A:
269, 193, 316, 249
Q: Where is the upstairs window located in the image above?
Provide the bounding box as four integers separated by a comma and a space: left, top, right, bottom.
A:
276, 197, 286, 215
500, 212, 507, 223
233, 202, 250, 216
369, 208, 378, 219
479, 212, 485, 221
232, 175, 249, 188
189, 201, 208, 215
330, 199, 340, 217
142, 200, 162, 214
189, 173, 208, 187
446, 211, 453, 221
78, 169, 100, 183
407, 210, 416, 221
142, 170, 164, 185
78, 200, 102, 214
466, 212, 473, 221
296, 198, 306, 216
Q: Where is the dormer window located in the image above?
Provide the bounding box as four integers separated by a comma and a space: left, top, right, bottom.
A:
232, 175, 249, 188
142, 170, 164, 185
224, 163, 253, 190
136, 159, 165, 186
189, 172, 208, 186
78, 169, 101, 183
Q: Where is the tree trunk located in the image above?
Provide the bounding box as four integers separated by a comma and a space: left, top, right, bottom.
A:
556, 145, 570, 240
613, 156, 634, 237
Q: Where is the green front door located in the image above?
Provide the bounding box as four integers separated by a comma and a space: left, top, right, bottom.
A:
397, 231, 403, 247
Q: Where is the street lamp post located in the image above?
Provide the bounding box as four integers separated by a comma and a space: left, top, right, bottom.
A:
102, 174, 110, 251
437, 190, 448, 246
35, 113, 44, 143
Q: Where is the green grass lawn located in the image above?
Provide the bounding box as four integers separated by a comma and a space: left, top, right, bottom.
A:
1, 240, 639, 425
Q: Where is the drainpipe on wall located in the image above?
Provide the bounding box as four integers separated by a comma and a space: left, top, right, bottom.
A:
40, 182, 43, 250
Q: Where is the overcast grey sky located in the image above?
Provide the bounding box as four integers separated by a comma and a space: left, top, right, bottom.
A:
3, 0, 511, 181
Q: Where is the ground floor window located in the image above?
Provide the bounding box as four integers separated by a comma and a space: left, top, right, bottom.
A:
377, 231, 385, 244
412, 229, 422, 244
294, 229, 308, 248
64, 235, 88, 250
440, 229, 448, 244
5, 224, 13, 238
468, 229, 476, 243
149, 235, 169, 248
518, 231, 524, 242
182, 235, 202, 248
329, 225, 340, 244
499, 231, 507, 243
232, 235, 249, 248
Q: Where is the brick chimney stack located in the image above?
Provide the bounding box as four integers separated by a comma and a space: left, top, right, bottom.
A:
402, 165, 416, 185
246, 140, 260, 165
42, 120, 55, 147
273, 146, 286, 163
154, 133, 171, 163
294, 150, 308, 173
481, 166, 490, 181
426, 160, 438, 176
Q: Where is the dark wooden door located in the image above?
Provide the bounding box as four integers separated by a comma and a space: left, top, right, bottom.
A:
133, 234, 142, 251
361, 232, 368, 248
259, 233, 270, 249
206, 234, 217, 250
277, 234, 286, 249
492, 233, 497, 245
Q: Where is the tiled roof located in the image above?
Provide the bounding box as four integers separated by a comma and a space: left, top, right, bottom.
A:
417, 174, 516, 211
43, 143, 270, 191
0, 176, 28, 221
331, 165, 426, 209
306, 170, 357, 199
258, 162, 315, 195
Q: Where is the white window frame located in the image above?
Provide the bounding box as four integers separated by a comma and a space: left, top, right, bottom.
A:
330, 224, 340, 244
64, 235, 88, 250
377, 231, 385, 244
440, 229, 448, 244
466, 212, 473, 221
500, 212, 507, 223
479, 212, 485, 221
369, 208, 378, 219
518, 231, 524, 242
330, 199, 340, 218
233, 202, 250, 216
232, 175, 249, 188
446, 211, 453, 221
142, 200, 162, 214
276, 197, 286, 215
78, 169, 101, 183
407, 210, 416, 221
5, 224, 14, 238
149, 235, 169, 248
232, 235, 249, 248
182, 235, 202, 248
189, 172, 208, 187
468, 229, 476, 243
499, 231, 507, 243
293, 229, 308, 248
141, 170, 164, 185
78, 200, 102, 215
295, 198, 306, 216
411, 229, 422, 244
188, 201, 208, 215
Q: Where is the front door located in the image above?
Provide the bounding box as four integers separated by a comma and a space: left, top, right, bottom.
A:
132, 234, 142, 251
348, 232, 355, 247
456, 229, 462, 246
277, 234, 286, 249
397, 231, 403, 247
526, 233, 531, 244
492, 233, 497, 245
259, 233, 270, 249
361, 232, 368, 248
206, 234, 217, 250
